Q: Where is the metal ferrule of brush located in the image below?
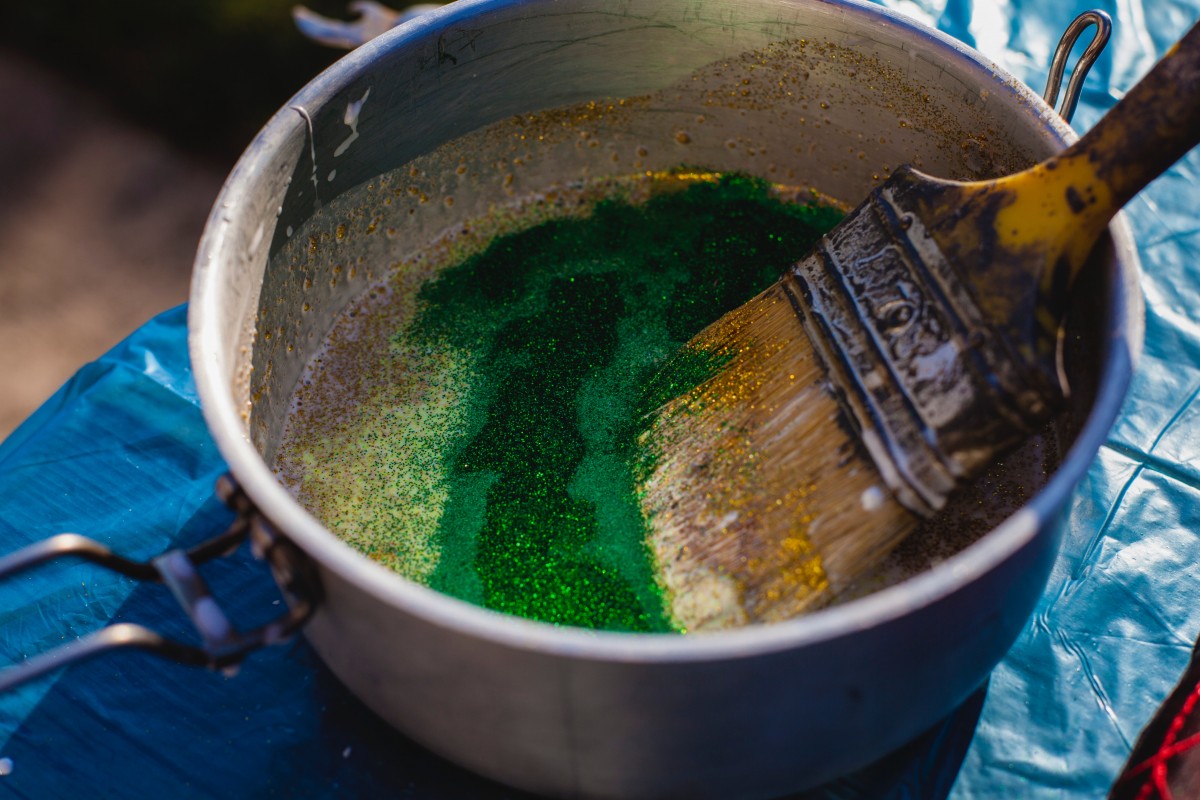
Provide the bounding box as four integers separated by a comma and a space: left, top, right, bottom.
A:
783, 178, 1061, 517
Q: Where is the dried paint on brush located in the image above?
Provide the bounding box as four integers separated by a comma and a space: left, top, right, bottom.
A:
275, 171, 842, 632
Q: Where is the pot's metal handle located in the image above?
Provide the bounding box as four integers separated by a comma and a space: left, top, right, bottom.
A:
1043, 10, 1113, 124
293, 1, 444, 49
0, 476, 321, 692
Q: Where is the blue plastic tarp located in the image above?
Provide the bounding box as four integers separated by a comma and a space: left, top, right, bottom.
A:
1, 0, 1200, 796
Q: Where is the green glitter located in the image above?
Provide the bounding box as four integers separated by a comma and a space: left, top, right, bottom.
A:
630, 343, 733, 484
403, 173, 842, 632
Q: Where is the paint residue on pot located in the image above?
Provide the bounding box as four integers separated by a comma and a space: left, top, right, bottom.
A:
274, 171, 842, 632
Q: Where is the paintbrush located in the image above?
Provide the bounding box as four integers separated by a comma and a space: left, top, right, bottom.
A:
639, 22, 1200, 631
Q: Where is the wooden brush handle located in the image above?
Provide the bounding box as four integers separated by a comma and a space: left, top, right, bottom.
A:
1063, 20, 1200, 218
1011, 19, 1200, 355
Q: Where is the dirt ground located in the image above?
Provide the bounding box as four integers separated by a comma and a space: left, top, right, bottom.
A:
0, 49, 227, 440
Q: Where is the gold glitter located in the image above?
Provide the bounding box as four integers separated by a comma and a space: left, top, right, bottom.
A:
639, 283, 836, 629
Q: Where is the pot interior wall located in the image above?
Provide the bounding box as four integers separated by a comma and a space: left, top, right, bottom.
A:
241, 0, 1105, 595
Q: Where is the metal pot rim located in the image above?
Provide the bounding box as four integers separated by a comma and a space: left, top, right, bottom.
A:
189, 0, 1143, 661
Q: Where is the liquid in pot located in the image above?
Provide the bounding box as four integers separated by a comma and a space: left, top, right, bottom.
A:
274, 171, 842, 631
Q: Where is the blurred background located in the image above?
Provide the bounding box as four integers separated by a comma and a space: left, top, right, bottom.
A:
0, 0, 373, 439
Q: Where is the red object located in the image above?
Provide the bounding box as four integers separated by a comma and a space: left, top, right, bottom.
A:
1111, 642, 1200, 799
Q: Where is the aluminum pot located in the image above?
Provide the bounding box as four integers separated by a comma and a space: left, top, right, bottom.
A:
188, 0, 1142, 797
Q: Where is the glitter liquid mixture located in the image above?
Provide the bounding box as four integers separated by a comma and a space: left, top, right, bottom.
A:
275, 172, 842, 632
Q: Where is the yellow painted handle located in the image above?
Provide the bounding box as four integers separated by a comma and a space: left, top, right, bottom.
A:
952, 19, 1200, 368
1023, 19, 1200, 284
1067, 21, 1200, 214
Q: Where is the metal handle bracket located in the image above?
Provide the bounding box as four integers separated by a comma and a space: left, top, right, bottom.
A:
0, 476, 320, 692
292, 1, 444, 49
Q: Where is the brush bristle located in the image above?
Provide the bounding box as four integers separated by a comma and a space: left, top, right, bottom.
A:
637, 279, 919, 631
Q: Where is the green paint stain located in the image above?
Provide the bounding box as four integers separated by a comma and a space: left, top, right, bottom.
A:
404, 173, 842, 632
